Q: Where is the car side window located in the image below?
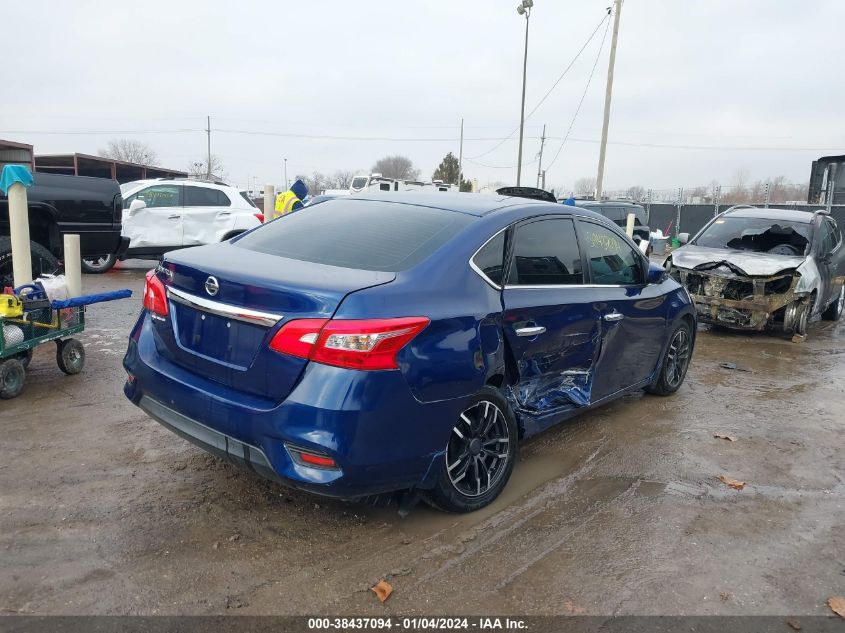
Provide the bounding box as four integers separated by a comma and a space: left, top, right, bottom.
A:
185, 186, 230, 207
507, 218, 583, 286
601, 207, 625, 227
471, 230, 506, 287
125, 185, 181, 208
820, 218, 840, 254
579, 221, 643, 285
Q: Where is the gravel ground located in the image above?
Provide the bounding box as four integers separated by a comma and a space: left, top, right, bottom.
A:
1, 260, 843, 616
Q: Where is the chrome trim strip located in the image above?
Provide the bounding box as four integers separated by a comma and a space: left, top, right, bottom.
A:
503, 284, 632, 289
167, 286, 283, 327
468, 227, 507, 290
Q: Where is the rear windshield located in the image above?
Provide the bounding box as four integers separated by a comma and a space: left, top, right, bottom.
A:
234, 199, 474, 271
694, 216, 812, 255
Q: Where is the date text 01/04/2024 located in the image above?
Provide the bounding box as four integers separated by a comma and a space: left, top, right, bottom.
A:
306, 617, 528, 630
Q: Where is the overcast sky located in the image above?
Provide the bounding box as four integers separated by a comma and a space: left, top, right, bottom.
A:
3, 0, 844, 194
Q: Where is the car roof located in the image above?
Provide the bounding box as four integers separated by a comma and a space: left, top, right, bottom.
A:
723, 207, 814, 223
121, 178, 235, 194
347, 191, 547, 216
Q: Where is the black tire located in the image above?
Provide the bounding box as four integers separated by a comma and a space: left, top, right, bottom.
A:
821, 285, 844, 321
645, 320, 693, 396
0, 359, 25, 399
56, 338, 85, 375
423, 386, 518, 513
14, 349, 33, 369
0, 237, 60, 289
81, 254, 117, 274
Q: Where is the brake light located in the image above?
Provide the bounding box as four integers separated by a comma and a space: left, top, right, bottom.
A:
270, 317, 429, 370
254, 212, 264, 223
143, 270, 169, 317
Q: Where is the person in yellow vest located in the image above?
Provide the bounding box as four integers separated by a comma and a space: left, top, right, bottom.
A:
273, 179, 308, 219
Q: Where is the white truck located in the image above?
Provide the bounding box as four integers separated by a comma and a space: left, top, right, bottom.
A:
349, 173, 458, 194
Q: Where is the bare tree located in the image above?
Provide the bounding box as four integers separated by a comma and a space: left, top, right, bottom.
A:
187, 155, 227, 181
626, 185, 646, 201
574, 176, 597, 197
371, 155, 420, 180
98, 139, 159, 166
329, 170, 356, 189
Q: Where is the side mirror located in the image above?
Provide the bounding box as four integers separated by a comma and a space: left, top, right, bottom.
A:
646, 261, 667, 284
677, 232, 690, 245
128, 199, 147, 215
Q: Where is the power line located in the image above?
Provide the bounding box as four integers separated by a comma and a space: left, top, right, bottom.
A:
466, 9, 611, 161
544, 11, 612, 172
1, 128, 840, 152
464, 17, 611, 173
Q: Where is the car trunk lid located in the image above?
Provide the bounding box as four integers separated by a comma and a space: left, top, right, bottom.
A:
156, 242, 395, 402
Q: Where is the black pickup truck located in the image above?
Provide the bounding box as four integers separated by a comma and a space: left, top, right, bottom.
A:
0, 172, 128, 287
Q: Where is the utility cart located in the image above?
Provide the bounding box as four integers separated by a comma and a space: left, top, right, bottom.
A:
0, 288, 130, 399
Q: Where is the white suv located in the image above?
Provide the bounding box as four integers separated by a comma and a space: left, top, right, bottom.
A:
82, 179, 263, 273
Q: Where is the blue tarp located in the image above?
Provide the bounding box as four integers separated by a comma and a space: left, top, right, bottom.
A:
0, 165, 34, 195
51, 289, 132, 309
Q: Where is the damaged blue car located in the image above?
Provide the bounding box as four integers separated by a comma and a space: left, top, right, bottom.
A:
124, 192, 696, 513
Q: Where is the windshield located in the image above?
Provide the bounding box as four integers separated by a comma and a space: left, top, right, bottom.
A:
234, 198, 473, 272
694, 216, 812, 256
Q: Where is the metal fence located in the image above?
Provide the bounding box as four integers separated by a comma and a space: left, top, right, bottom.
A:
645, 202, 845, 239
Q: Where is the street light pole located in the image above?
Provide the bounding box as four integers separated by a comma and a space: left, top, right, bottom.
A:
515, 0, 533, 186
284, 158, 288, 190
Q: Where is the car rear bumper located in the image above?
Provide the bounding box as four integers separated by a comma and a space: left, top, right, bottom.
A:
123, 315, 466, 499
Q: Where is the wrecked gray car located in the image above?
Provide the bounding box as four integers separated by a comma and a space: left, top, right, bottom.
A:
665, 207, 844, 336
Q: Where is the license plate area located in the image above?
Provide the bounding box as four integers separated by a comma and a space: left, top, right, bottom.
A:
172, 302, 267, 369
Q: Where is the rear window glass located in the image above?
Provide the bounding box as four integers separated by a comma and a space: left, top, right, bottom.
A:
234, 199, 473, 271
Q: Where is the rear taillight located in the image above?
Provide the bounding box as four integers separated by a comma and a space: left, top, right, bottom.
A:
270, 317, 429, 371
254, 212, 265, 223
143, 270, 169, 318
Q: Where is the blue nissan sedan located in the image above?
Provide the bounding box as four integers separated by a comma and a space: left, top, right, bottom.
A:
124, 192, 695, 512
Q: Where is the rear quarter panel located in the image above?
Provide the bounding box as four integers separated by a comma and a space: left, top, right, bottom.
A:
333, 224, 506, 404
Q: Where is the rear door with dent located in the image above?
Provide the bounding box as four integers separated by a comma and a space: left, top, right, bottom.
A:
501, 216, 600, 412
181, 186, 235, 246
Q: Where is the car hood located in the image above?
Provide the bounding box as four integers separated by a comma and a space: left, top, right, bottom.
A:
671, 245, 806, 277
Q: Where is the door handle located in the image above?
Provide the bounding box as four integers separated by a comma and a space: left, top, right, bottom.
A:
168, 214, 181, 219
603, 311, 624, 322
515, 325, 546, 337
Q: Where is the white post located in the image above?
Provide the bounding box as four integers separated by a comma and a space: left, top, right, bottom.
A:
263, 184, 275, 222
7, 182, 33, 287
625, 212, 635, 238
63, 234, 82, 298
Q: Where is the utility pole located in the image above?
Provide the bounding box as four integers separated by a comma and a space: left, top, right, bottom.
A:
458, 118, 464, 189
284, 158, 288, 190
595, 0, 622, 201
536, 124, 546, 188
206, 115, 212, 180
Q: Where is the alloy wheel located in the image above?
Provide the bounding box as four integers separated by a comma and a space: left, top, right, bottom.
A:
665, 328, 691, 389
446, 400, 511, 498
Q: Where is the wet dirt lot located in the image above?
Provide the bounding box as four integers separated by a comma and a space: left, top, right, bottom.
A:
1, 262, 843, 616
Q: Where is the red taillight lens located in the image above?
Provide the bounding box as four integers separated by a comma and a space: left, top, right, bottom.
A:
269, 318, 328, 357
143, 270, 169, 317
270, 317, 429, 371
254, 212, 265, 223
